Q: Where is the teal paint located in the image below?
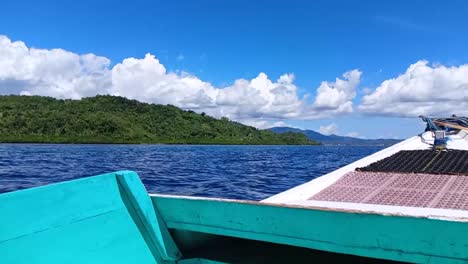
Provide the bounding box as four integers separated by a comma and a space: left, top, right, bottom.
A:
0, 171, 180, 264
116, 172, 181, 261
2, 171, 468, 263
152, 195, 468, 264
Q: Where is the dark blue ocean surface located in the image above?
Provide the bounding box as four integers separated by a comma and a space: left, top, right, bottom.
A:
0, 144, 383, 200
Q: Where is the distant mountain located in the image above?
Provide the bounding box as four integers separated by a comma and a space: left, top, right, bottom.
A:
269, 127, 401, 146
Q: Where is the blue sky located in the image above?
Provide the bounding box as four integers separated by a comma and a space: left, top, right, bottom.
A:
1, 0, 468, 138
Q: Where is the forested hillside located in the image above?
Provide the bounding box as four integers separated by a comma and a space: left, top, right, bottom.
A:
0, 95, 318, 145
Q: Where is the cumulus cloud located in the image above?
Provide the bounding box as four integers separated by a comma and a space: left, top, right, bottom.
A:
359, 60, 468, 117
110, 53, 217, 109
313, 69, 361, 114
214, 72, 307, 120
0, 35, 361, 127
318, 123, 338, 135
0, 35, 111, 99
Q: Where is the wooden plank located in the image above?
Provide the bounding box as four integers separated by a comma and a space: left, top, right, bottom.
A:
0, 171, 181, 264
0, 173, 123, 243
0, 208, 156, 263
116, 171, 181, 261
152, 195, 468, 264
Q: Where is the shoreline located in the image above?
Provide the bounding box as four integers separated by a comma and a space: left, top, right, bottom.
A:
0, 140, 321, 146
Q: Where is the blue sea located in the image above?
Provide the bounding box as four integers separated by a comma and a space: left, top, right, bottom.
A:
0, 144, 383, 200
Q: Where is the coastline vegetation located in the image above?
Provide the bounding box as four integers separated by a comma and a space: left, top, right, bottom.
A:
0, 95, 319, 145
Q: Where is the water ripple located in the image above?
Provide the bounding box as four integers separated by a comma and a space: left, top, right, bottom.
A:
0, 144, 382, 200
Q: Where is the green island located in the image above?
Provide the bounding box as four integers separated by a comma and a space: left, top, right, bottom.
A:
0, 95, 319, 145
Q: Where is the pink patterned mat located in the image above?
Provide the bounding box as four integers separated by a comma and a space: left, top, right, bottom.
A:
310, 171, 468, 210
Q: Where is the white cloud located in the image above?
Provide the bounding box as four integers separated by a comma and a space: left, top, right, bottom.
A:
214, 72, 308, 120
110, 53, 217, 109
318, 123, 338, 135
312, 69, 361, 114
345, 132, 360, 138
359, 60, 468, 117
0, 35, 361, 127
0, 35, 111, 98
238, 119, 289, 129
271, 121, 288, 127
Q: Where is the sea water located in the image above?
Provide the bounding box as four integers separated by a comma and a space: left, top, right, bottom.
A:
0, 144, 382, 200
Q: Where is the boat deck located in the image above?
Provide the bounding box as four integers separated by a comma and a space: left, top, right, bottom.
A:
263, 130, 468, 221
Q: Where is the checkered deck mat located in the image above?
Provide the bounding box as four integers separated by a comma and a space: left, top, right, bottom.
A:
310, 171, 468, 210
